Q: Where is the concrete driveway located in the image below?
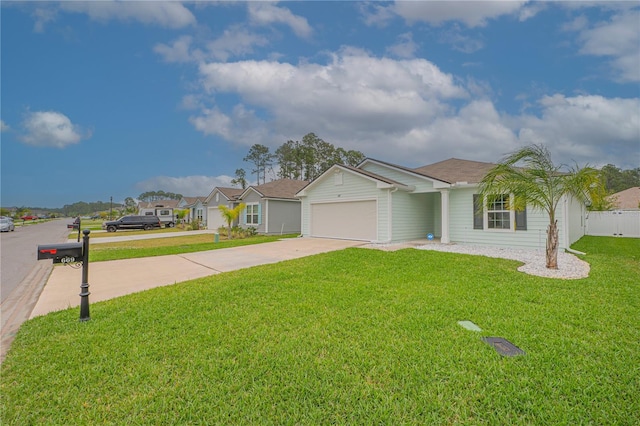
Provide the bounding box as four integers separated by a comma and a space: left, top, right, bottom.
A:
30, 238, 362, 318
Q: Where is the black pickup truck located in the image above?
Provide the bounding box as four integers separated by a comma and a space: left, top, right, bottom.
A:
102, 215, 162, 232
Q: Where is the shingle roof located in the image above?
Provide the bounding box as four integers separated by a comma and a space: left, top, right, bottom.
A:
181, 196, 207, 206
249, 179, 309, 199
607, 187, 640, 210
217, 187, 244, 200
413, 158, 498, 184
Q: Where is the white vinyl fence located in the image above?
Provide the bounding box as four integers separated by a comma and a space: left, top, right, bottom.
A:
585, 211, 640, 238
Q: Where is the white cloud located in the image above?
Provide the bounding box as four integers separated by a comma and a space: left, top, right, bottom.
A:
135, 175, 234, 197
389, 1, 530, 27
31, 6, 58, 33
438, 25, 484, 53
59, 1, 196, 29
206, 26, 270, 61
154, 35, 196, 63
0, 120, 9, 132
20, 111, 90, 148
188, 49, 638, 169
386, 33, 419, 59
247, 2, 312, 38
154, 27, 269, 64
575, 10, 640, 82
192, 49, 467, 153
514, 94, 640, 167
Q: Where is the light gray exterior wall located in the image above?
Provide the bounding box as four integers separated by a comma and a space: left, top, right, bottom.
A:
300, 170, 389, 241
265, 199, 302, 235
240, 190, 265, 233
447, 187, 573, 250
390, 191, 431, 241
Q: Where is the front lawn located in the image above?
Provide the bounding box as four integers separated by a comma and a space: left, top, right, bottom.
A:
1, 236, 638, 424
88, 234, 297, 262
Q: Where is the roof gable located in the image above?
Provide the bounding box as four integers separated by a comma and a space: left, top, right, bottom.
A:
296, 164, 412, 196
205, 186, 244, 204
240, 179, 309, 200
359, 158, 451, 188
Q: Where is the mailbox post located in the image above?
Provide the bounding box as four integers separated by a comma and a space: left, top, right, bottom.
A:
37, 229, 91, 321
79, 229, 90, 321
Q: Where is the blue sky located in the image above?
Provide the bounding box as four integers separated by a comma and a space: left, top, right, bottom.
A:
1, 1, 639, 208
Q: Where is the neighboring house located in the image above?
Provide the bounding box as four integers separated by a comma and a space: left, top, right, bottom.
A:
606, 187, 640, 210
296, 158, 588, 250
178, 196, 207, 224
138, 200, 180, 212
237, 179, 309, 235
205, 187, 244, 231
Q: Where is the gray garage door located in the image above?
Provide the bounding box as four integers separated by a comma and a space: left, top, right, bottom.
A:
310, 200, 377, 241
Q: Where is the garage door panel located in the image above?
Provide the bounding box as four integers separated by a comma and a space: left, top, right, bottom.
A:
208, 207, 226, 230
311, 200, 377, 241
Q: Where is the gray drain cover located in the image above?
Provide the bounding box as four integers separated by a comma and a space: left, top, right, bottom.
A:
482, 337, 525, 357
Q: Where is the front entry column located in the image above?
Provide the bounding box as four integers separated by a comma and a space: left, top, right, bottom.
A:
440, 189, 450, 244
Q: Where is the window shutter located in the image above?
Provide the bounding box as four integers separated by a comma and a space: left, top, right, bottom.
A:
515, 207, 527, 230
258, 203, 262, 225
473, 194, 483, 230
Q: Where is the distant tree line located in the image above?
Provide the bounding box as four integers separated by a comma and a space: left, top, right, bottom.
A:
599, 164, 640, 193
239, 132, 366, 185
138, 191, 183, 202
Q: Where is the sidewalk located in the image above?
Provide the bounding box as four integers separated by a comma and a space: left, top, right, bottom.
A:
30, 238, 363, 318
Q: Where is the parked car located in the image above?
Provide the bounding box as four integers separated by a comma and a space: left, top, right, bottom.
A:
102, 215, 162, 232
0, 217, 15, 232
20, 215, 37, 221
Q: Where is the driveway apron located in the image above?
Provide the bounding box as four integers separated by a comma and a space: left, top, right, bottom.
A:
30, 238, 362, 318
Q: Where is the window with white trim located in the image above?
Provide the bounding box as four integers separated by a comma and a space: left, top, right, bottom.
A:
245, 203, 259, 225
473, 194, 527, 231
487, 194, 511, 229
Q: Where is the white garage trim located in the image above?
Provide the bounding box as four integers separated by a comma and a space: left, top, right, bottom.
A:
310, 199, 377, 241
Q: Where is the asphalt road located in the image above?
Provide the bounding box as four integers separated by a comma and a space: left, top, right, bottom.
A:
1, 219, 70, 362
1, 219, 70, 303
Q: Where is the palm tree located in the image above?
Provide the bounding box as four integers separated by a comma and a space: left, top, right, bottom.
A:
478, 144, 603, 269
218, 203, 246, 240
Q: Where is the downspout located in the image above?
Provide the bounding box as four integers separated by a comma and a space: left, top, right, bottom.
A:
265, 199, 269, 234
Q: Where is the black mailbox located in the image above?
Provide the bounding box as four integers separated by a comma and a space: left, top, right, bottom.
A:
37, 242, 83, 264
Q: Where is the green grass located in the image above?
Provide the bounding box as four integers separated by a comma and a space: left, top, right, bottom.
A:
87, 234, 297, 262
2, 236, 638, 424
